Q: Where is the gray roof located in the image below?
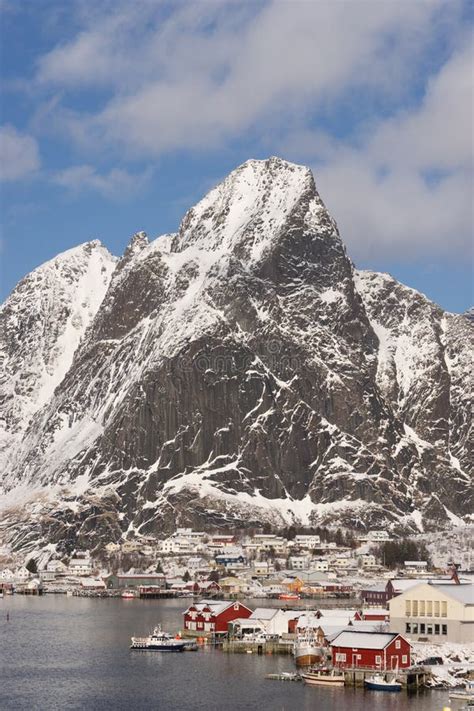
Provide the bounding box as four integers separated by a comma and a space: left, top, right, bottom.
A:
331, 631, 398, 650
250, 607, 278, 620
431, 584, 474, 605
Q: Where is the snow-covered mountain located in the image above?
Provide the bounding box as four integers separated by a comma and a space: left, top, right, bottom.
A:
0, 157, 472, 553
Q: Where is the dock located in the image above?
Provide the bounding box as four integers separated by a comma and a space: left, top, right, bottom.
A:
138, 588, 177, 599
222, 639, 294, 655
342, 666, 431, 689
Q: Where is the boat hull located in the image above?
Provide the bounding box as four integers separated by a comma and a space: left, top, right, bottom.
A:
365, 680, 401, 692
130, 644, 185, 652
301, 674, 344, 687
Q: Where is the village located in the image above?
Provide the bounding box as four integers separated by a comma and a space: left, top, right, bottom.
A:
1, 526, 473, 694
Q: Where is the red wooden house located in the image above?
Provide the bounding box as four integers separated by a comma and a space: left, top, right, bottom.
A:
183, 599, 253, 635
362, 609, 389, 622
331, 631, 411, 670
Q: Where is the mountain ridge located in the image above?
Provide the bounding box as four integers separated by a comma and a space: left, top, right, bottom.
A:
0, 157, 472, 554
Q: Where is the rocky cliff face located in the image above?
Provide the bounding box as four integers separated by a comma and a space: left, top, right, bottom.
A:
0, 158, 472, 553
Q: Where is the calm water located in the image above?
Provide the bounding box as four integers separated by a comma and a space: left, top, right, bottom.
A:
0, 596, 457, 711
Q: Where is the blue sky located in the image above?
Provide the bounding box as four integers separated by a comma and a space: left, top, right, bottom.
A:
1, 0, 472, 312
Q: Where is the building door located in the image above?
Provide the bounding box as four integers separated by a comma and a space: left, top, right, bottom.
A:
352, 653, 358, 667
390, 655, 399, 670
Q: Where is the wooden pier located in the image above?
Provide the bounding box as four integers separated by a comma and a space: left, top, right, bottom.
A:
342, 666, 431, 689
222, 639, 294, 655
138, 588, 177, 599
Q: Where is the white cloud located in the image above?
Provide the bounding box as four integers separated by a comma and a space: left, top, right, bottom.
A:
281, 42, 474, 261
0, 125, 40, 181
17, 1, 474, 260
52, 164, 152, 199
33, 0, 456, 157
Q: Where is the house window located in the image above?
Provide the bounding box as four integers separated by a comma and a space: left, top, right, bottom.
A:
426, 624, 433, 635
405, 623, 411, 633
335, 653, 346, 662
434, 624, 440, 635
405, 600, 411, 617
426, 600, 433, 615
420, 624, 425, 634
395, 640, 401, 649
434, 601, 440, 617
441, 601, 447, 618
442, 625, 447, 636
412, 623, 418, 634
412, 600, 418, 616
234, 603, 239, 610
375, 655, 382, 665
419, 600, 425, 617
402, 655, 408, 665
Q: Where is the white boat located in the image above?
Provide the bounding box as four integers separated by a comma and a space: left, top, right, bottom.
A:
130, 624, 187, 652
365, 674, 401, 692
294, 630, 324, 667
121, 590, 136, 599
301, 667, 345, 687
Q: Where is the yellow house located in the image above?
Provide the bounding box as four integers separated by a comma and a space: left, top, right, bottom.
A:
389, 582, 474, 643
219, 577, 246, 595
283, 576, 304, 593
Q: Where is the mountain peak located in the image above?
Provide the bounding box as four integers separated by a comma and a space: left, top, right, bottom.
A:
123, 231, 149, 261
173, 155, 331, 260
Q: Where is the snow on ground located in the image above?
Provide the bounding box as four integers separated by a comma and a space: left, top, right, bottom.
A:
412, 641, 474, 688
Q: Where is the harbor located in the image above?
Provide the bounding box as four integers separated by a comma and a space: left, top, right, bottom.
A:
1, 595, 461, 711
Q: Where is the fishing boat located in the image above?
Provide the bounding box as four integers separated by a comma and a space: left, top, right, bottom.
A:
294, 629, 324, 667
121, 590, 137, 599
364, 674, 402, 692
279, 593, 300, 600
130, 624, 187, 652
301, 667, 345, 687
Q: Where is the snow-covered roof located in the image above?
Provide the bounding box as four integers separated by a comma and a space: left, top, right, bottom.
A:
318, 608, 358, 618
317, 617, 359, 630
188, 599, 250, 616
392, 577, 471, 592
250, 608, 278, 620
331, 631, 399, 650
431, 584, 474, 605
362, 608, 389, 615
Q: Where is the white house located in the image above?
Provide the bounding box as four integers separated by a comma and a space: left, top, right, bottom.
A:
404, 561, 428, 571
360, 554, 378, 569
293, 535, 321, 550
332, 556, 357, 571
289, 555, 311, 571
389, 581, 474, 643
0, 568, 14, 581
231, 608, 296, 638
311, 558, 329, 572
69, 557, 93, 576
244, 535, 288, 556
187, 557, 209, 571
46, 560, 68, 574
252, 561, 274, 575
15, 566, 31, 581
